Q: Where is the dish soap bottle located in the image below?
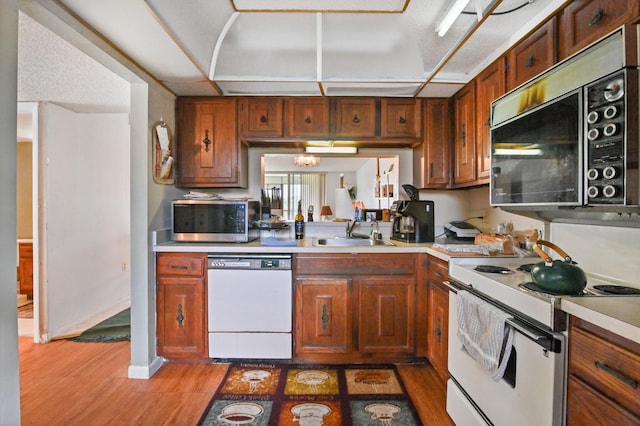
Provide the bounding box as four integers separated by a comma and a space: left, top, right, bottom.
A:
295, 200, 305, 240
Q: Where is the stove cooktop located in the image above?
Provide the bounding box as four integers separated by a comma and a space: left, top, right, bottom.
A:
448, 256, 640, 330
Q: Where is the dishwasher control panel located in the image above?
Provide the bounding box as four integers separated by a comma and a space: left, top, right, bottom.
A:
208, 254, 292, 270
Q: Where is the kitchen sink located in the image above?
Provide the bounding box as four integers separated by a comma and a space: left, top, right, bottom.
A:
312, 237, 395, 247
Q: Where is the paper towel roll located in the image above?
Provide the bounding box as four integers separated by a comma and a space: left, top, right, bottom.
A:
335, 188, 354, 220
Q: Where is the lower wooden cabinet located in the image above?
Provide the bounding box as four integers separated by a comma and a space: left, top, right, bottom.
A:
426, 255, 449, 382
19, 242, 34, 300
156, 252, 208, 361
294, 253, 419, 363
567, 316, 640, 425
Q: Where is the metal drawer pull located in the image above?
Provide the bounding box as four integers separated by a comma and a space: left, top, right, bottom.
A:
171, 265, 188, 270
434, 270, 444, 279
594, 361, 638, 389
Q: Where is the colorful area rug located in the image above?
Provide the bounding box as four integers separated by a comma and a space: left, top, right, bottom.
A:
198, 363, 421, 425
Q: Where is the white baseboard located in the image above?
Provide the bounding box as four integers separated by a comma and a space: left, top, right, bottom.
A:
127, 356, 164, 379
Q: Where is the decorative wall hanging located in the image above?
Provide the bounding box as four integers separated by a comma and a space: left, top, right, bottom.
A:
153, 120, 175, 184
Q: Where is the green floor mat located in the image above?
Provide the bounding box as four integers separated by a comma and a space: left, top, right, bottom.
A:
70, 308, 130, 342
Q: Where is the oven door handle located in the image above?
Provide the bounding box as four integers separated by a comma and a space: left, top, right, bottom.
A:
506, 318, 544, 342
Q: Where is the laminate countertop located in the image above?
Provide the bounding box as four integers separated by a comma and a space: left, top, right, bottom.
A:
561, 297, 640, 344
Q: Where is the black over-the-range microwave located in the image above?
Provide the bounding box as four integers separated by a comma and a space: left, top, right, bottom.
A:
490, 25, 639, 209
172, 199, 260, 242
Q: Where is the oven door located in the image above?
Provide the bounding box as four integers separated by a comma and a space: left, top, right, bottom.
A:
447, 290, 566, 426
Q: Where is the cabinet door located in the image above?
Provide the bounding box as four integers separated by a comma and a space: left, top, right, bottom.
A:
507, 18, 557, 90
238, 97, 283, 138
452, 83, 476, 185
381, 99, 421, 139
357, 277, 415, 355
427, 255, 449, 382
176, 98, 240, 187
19, 242, 34, 300
558, 0, 639, 61
156, 276, 207, 359
285, 98, 330, 138
294, 278, 352, 356
567, 376, 640, 425
414, 98, 451, 188
475, 58, 506, 182
333, 98, 377, 138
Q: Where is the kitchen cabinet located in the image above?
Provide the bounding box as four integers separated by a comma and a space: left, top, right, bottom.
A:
413, 98, 451, 188
156, 252, 208, 361
475, 58, 505, 182
426, 255, 449, 383
238, 97, 284, 139
506, 17, 557, 90
176, 97, 246, 188
558, 0, 639, 61
381, 98, 422, 140
294, 253, 419, 363
333, 97, 377, 138
285, 98, 330, 138
18, 242, 33, 300
452, 82, 477, 186
567, 316, 640, 425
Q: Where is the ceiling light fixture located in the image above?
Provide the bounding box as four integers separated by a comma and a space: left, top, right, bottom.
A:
305, 146, 358, 154
293, 155, 321, 167
436, 0, 472, 37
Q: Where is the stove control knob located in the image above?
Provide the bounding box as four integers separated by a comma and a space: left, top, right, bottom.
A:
603, 185, 617, 198
602, 166, 617, 180
603, 105, 618, 119
587, 186, 600, 198
603, 123, 618, 137
587, 111, 599, 124
587, 128, 600, 141
586, 168, 600, 181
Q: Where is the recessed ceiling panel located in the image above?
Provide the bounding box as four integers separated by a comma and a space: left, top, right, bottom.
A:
212, 13, 317, 80
233, 0, 408, 12
217, 81, 322, 96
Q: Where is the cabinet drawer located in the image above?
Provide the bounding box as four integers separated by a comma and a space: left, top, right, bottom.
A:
567, 376, 639, 425
569, 321, 640, 418
507, 18, 556, 90
295, 253, 416, 276
157, 253, 206, 277
428, 255, 448, 283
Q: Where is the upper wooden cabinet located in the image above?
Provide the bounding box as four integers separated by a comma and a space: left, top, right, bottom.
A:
176, 97, 245, 188
475, 58, 506, 182
413, 98, 451, 188
452, 82, 477, 186
285, 98, 330, 138
238, 97, 284, 139
558, 0, 640, 61
333, 98, 377, 138
506, 17, 557, 90
381, 99, 422, 139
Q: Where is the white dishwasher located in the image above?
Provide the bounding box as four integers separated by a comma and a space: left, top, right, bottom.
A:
207, 254, 292, 359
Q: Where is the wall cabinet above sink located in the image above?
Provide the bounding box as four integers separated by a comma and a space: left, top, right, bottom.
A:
238, 96, 422, 146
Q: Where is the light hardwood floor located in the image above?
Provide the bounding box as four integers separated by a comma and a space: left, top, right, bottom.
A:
18, 338, 454, 425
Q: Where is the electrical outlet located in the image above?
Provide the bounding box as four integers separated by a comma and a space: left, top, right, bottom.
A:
122, 262, 127, 272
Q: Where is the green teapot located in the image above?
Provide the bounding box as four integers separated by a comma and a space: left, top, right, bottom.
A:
530, 240, 587, 295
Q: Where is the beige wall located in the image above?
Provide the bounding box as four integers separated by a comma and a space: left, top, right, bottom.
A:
16, 141, 32, 239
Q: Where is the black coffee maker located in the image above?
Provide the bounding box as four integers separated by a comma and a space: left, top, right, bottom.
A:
390, 185, 435, 243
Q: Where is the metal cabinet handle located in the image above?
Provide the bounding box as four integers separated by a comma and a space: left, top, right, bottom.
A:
525, 55, 535, 68
460, 124, 466, 147
305, 116, 312, 124
589, 8, 604, 26
176, 303, 184, 328
434, 270, 444, 279
435, 317, 442, 344
260, 115, 268, 123
170, 265, 188, 270
321, 303, 329, 329
202, 129, 211, 152
399, 116, 407, 124
594, 361, 638, 389
352, 114, 360, 124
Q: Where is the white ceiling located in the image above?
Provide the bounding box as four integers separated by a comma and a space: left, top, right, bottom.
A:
37, 0, 568, 98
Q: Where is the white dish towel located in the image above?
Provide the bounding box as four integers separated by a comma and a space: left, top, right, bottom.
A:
457, 290, 515, 381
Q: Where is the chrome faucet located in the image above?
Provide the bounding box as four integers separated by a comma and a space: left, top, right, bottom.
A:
370, 220, 382, 240
346, 219, 360, 237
